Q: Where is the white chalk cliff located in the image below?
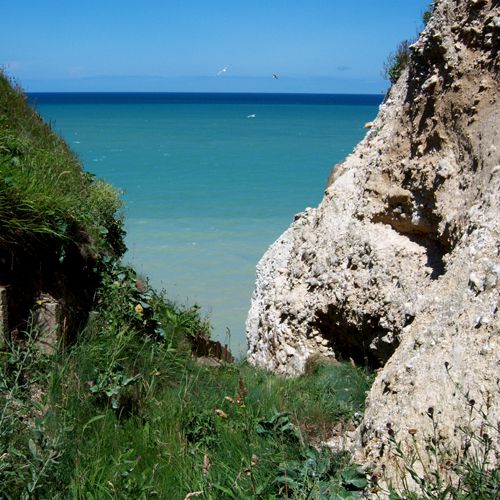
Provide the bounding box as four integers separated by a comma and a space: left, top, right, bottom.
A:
246, 0, 499, 487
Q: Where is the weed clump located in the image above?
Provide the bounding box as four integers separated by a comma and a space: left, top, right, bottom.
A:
383, 40, 413, 85
1, 301, 374, 498
379, 364, 499, 499
382, 3, 434, 85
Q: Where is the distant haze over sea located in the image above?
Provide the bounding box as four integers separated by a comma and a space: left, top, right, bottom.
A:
30, 92, 382, 355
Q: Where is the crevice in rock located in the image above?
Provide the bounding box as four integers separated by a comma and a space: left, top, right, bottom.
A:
313, 306, 397, 369
406, 233, 446, 279
371, 179, 449, 281
370, 217, 447, 280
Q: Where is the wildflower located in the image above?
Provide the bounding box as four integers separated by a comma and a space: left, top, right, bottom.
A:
134, 303, 144, 316
215, 409, 227, 418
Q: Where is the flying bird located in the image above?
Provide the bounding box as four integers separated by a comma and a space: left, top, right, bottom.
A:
217, 64, 231, 76
272, 73, 279, 79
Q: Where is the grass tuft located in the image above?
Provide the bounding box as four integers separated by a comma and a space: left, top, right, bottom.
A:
0, 70, 124, 256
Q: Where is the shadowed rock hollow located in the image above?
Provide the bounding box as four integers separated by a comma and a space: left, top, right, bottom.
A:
246, 0, 499, 487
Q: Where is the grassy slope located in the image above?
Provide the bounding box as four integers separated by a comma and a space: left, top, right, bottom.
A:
0, 73, 374, 499
0, 71, 123, 254
2, 258, 374, 499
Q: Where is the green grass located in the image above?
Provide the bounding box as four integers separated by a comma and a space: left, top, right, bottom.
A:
0, 260, 374, 499
0, 70, 124, 255
0, 241, 372, 499
47, 355, 372, 499
47, 265, 373, 498
382, 39, 412, 85
382, 3, 434, 86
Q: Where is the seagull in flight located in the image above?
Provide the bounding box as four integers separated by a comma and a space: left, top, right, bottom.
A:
217, 64, 231, 76
272, 73, 279, 79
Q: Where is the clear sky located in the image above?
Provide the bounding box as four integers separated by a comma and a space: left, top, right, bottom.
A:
1, 0, 431, 93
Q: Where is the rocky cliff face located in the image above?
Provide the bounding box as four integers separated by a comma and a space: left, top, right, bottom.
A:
246, 0, 499, 486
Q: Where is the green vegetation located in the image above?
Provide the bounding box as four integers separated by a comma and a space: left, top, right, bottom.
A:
422, 8, 433, 27
382, 3, 434, 85
382, 40, 412, 85
1, 260, 374, 499
383, 367, 499, 499
0, 70, 124, 255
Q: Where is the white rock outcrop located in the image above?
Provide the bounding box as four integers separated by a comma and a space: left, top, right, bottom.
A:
246, 0, 499, 487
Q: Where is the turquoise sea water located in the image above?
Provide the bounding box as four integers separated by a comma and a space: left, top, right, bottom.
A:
30, 93, 382, 355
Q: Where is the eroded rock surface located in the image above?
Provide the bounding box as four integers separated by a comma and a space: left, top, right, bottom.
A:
246, 0, 499, 486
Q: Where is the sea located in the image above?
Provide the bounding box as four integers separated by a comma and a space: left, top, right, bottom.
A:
28, 92, 383, 356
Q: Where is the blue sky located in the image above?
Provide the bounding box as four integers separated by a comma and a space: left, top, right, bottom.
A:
1, 0, 431, 93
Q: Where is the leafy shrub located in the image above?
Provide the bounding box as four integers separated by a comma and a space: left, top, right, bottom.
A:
275, 446, 368, 498
382, 40, 412, 84
382, 2, 434, 86
422, 8, 433, 26
183, 408, 218, 447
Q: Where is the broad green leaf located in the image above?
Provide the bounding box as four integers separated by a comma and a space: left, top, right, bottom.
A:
341, 466, 368, 489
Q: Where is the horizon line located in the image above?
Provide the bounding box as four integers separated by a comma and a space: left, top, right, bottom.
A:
26, 90, 385, 95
